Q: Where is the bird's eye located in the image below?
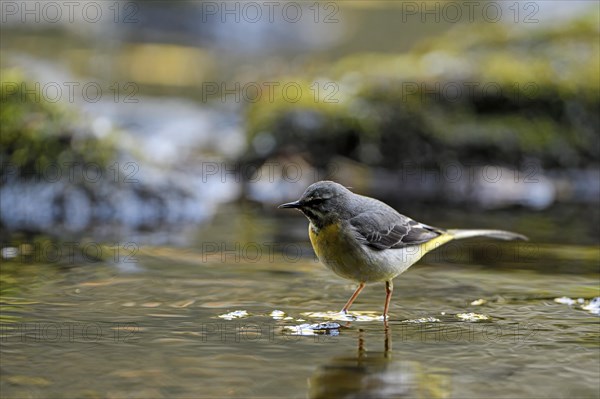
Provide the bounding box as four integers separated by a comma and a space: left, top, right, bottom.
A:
306, 198, 324, 206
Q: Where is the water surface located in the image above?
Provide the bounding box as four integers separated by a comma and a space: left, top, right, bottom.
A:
1, 229, 598, 398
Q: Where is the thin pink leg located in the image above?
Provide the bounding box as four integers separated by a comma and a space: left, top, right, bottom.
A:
383, 281, 394, 319
341, 282, 366, 313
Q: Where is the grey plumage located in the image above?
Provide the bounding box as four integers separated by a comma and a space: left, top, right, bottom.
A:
279, 180, 528, 317
294, 181, 527, 250
349, 211, 442, 249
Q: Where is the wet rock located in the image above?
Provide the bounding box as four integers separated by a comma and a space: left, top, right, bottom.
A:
0, 68, 239, 240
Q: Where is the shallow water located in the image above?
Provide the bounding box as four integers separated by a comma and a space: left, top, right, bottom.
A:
1, 209, 599, 399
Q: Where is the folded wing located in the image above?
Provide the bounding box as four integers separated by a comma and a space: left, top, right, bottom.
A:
349, 211, 443, 250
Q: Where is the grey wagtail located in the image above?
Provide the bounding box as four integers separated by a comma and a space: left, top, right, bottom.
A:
279, 181, 527, 319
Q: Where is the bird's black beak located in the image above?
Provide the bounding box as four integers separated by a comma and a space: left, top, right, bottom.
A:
278, 200, 302, 209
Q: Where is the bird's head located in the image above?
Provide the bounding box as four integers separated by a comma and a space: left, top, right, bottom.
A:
278, 181, 353, 228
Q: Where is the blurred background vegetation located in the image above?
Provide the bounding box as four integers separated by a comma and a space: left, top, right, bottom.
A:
1, 0, 599, 257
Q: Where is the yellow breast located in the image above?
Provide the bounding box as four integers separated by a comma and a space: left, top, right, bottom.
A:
308, 222, 343, 261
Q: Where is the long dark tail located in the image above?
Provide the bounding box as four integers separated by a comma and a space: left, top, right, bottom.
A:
446, 229, 528, 241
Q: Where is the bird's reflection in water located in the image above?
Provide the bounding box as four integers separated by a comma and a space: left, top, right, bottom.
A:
308, 324, 450, 399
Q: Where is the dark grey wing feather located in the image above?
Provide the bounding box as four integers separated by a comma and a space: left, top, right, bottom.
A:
349, 211, 442, 250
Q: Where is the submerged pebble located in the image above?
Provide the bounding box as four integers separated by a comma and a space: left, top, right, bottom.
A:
554, 296, 577, 306
283, 322, 341, 336
581, 297, 600, 315
554, 296, 600, 315
218, 310, 249, 320
401, 317, 441, 323
456, 313, 490, 322
270, 310, 285, 319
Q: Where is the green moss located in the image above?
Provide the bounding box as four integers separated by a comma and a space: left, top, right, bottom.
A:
0, 68, 117, 180
245, 16, 600, 168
